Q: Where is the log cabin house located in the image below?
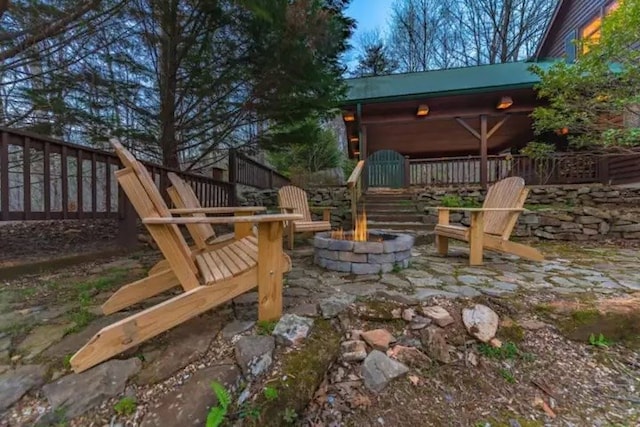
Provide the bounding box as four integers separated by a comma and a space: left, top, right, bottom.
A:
341, 0, 629, 189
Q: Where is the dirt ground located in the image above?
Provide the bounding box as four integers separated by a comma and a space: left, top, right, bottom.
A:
0, 220, 121, 266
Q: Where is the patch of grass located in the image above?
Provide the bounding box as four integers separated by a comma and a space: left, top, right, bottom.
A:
282, 408, 298, 424
206, 382, 231, 427
499, 322, 525, 343
62, 354, 73, 370
440, 195, 480, 208
571, 308, 600, 325
523, 203, 555, 211
499, 368, 516, 384
65, 307, 97, 334
478, 341, 520, 360
114, 397, 137, 416
256, 320, 277, 335
533, 303, 554, 316
263, 386, 278, 401
589, 333, 610, 348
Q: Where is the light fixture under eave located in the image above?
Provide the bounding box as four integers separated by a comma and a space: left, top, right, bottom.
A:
349, 136, 359, 143
416, 104, 429, 116
496, 96, 513, 110
343, 111, 356, 122
353, 150, 360, 156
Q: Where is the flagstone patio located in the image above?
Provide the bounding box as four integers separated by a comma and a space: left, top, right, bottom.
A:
0, 240, 639, 426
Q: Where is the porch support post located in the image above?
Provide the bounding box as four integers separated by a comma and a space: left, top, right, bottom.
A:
480, 114, 488, 188
360, 124, 368, 188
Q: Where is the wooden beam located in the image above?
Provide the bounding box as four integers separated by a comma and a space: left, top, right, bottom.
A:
455, 117, 481, 140
361, 107, 532, 125
487, 115, 510, 139
480, 114, 488, 188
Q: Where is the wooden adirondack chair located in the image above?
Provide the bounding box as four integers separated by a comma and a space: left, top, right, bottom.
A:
435, 177, 544, 266
146, 172, 264, 275
278, 185, 334, 249
69, 142, 301, 373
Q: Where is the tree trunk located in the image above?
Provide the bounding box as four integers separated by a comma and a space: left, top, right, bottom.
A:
158, 0, 180, 169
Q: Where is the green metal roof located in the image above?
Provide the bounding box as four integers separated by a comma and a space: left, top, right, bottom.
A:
344, 61, 556, 104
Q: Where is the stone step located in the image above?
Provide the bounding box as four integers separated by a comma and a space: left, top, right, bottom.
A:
367, 214, 425, 223
368, 221, 434, 231
361, 201, 417, 209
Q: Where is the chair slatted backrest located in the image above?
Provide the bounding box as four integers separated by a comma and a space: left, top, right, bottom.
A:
482, 177, 527, 238
167, 172, 214, 251
278, 186, 312, 222
111, 141, 199, 289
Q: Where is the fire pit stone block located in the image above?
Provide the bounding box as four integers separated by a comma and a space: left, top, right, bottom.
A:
328, 239, 355, 251
353, 241, 384, 254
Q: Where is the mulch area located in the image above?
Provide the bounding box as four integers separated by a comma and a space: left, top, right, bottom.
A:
0, 220, 122, 267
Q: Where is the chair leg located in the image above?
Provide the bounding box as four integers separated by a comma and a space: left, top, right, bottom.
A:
483, 237, 544, 262
258, 221, 285, 321
102, 269, 179, 315
288, 224, 295, 250
469, 212, 484, 265
436, 235, 449, 255
71, 269, 258, 373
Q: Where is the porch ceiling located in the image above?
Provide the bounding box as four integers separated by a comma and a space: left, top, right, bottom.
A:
366, 113, 534, 158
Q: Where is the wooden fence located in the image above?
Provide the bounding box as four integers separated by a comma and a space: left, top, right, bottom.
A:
409, 152, 640, 186
0, 128, 289, 247
229, 149, 289, 189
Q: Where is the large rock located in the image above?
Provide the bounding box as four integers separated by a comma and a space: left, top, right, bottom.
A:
16, 323, 73, 360
421, 326, 451, 364
361, 329, 395, 351
43, 313, 130, 358
319, 294, 356, 318
42, 358, 141, 417
221, 320, 255, 340
141, 364, 241, 427
137, 315, 220, 384
0, 364, 47, 412
234, 336, 275, 377
387, 345, 431, 368
362, 350, 409, 393
272, 314, 313, 346
462, 304, 499, 342
422, 306, 454, 327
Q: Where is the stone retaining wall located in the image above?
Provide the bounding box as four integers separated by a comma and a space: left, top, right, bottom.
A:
412, 184, 640, 207
239, 184, 640, 241
239, 186, 352, 227
424, 206, 640, 241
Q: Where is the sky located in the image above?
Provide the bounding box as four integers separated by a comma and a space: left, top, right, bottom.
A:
344, 0, 394, 66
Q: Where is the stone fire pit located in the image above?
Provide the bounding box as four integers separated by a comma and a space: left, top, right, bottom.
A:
313, 230, 415, 275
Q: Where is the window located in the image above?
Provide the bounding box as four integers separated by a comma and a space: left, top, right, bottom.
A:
580, 1, 619, 54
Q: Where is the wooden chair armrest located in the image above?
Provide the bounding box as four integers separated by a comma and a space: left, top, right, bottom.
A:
169, 207, 266, 215
143, 213, 303, 225
309, 206, 336, 211
436, 207, 524, 212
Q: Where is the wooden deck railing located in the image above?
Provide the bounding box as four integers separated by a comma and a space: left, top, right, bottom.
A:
408, 152, 640, 186
228, 149, 290, 190
347, 160, 365, 221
